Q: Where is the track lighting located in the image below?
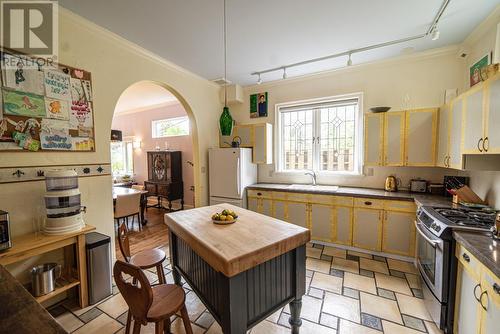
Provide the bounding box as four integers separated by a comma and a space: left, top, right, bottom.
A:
282, 67, 287, 79
257, 73, 262, 84
431, 27, 440, 41
347, 53, 352, 66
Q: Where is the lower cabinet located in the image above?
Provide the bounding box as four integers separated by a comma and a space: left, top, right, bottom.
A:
273, 200, 287, 221
454, 260, 481, 334
261, 198, 272, 216
334, 206, 352, 246
287, 202, 308, 228
248, 197, 259, 212
382, 211, 415, 256
352, 208, 382, 251
310, 203, 334, 242
480, 269, 500, 334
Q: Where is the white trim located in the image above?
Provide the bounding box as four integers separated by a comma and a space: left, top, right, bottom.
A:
115, 100, 182, 116
275, 93, 364, 175
151, 116, 190, 139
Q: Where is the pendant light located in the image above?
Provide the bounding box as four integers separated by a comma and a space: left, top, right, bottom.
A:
219, 0, 234, 136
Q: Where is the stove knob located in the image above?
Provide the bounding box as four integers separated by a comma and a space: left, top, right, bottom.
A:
435, 225, 441, 232
430, 223, 436, 229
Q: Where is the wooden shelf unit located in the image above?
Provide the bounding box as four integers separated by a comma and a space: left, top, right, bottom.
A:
0, 225, 96, 308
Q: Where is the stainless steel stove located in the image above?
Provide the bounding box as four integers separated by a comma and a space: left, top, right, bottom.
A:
416, 206, 495, 333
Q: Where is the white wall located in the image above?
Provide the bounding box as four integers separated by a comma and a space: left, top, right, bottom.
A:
0, 6, 220, 279
230, 47, 468, 189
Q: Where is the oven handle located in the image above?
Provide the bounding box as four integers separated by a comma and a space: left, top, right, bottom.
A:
414, 221, 441, 247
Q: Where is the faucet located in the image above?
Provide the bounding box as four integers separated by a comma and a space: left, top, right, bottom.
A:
305, 170, 317, 186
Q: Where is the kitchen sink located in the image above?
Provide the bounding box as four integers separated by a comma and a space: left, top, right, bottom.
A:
287, 184, 339, 192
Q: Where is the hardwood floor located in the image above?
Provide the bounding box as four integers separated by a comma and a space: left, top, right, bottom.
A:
115, 207, 169, 261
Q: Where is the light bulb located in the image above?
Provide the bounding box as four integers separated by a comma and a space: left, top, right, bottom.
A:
347, 53, 352, 66
431, 28, 440, 41
282, 68, 287, 79
257, 74, 262, 84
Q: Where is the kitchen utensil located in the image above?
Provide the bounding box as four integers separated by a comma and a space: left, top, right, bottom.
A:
385, 175, 400, 192
369, 107, 391, 113
0, 210, 12, 251
31, 263, 62, 297
410, 179, 428, 193
454, 185, 485, 204
231, 136, 242, 148
443, 176, 469, 197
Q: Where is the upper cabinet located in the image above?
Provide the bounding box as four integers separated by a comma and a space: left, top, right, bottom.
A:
484, 74, 500, 154
219, 123, 273, 164
364, 108, 438, 167
436, 104, 450, 168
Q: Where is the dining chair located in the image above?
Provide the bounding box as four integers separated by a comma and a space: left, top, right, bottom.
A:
115, 192, 142, 231
131, 184, 145, 191
114, 260, 193, 334
117, 223, 166, 284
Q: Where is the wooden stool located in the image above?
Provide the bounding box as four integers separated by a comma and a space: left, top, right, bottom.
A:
117, 224, 166, 284
114, 260, 193, 334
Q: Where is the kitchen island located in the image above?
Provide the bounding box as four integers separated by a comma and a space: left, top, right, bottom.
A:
165, 204, 310, 334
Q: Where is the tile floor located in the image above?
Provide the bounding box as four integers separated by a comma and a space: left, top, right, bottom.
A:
50, 242, 443, 334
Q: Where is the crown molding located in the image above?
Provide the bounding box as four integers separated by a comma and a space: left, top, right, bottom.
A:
462, 5, 500, 47
114, 100, 183, 116
244, 44, 459, 90
58, 6, 220, 89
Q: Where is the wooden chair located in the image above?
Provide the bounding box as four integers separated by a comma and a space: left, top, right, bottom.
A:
117, 223, 166, 284
131, 184, 145, 191
114, 260, 193, 334
115, 192, 142, 231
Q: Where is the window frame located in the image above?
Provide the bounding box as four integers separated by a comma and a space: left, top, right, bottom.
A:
151, 116, 190, 139
275, 93, 364, 176
110, 139, 134, 176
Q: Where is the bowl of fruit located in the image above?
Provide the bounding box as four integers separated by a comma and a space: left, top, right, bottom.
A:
211, 209, 238, 225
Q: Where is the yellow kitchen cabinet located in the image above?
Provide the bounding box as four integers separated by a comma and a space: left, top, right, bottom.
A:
364, 113, 384, 166
352, 208, 383, 251
454, 257, 482, 334
273, 200, 287, 221
383, 111, 406, 166
463, 83, 486, 154
333, 205, 353, 246
286, 201, 309, 228
405, 108, 438, 166
381, 210, 415, 256
449, 98, 464, 169
219, 124, 254, 148
247, 189, 272, 215
248, 196, 259, 212
261, 198, 273, 216
483, 73, 500, 153
479, 268, 500, 334
253, 123, 273, 164
310, 203, 334, 242
437, 104, 450, 167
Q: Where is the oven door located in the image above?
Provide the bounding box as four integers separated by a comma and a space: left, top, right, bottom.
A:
415, 221, 445, 302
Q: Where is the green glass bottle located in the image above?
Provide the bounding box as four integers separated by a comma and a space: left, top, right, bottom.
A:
219, 106, 233, 136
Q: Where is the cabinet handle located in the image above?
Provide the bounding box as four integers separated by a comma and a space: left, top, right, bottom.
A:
462, 253, 470, 262
478, 138, 484, 152
474, 283, 482, 302
257, 192, 262, 196
446, 156, 451, 167
479, 291, 488, 311
364, 201, 373, 206
483, 137, 489, 152
493, 283, 500, 295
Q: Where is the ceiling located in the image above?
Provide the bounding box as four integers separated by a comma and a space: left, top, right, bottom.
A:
60, 0, 499, 86
114, 81, 179, 114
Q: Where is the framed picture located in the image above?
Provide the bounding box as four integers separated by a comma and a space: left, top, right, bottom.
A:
250, 92, 268, 118
470, 52, 491, 87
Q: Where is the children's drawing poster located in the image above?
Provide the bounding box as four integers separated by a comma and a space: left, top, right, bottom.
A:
40, 132, 73, 150
45, 97, 70, 120
41, 118, 70, 135
1, 53, 45, 95
70, 101, 93, 129
71, 77, 93, 102
71, 137, 95, 151
2, 89, 46, 117
44, 69, 71, 100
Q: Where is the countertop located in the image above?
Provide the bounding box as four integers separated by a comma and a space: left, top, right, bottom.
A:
453, 231, 500, 278
165, 203, 310, 277
0, 265, 67, 334
247, 183, 452, 207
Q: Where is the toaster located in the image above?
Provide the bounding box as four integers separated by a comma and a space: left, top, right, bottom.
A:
410, 179, 428, 193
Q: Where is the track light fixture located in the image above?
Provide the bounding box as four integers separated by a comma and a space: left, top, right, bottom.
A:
257, 73, 262, 84
431, 27, 440, 41
282, 67, 287, 79
347, 53, 352, 66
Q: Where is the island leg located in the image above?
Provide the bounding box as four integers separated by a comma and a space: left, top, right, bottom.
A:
168, 231, 182, 286
288, 298, 302, 334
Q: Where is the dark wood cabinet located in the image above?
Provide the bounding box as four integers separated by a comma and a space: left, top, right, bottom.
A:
144, 151, 184, 210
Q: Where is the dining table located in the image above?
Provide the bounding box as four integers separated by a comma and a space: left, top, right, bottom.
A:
112, 186, 148, 225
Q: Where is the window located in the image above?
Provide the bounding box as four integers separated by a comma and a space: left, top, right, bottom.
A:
111, 141, 134, 176
152, 116, 189, 138
276, 94, 363, 174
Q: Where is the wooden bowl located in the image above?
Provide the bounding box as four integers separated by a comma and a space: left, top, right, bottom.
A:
212, 218, 237, 225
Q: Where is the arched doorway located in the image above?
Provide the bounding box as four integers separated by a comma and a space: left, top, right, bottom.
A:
111, 81, 199, 251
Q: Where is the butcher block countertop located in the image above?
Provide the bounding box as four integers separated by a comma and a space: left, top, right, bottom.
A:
165, 204, 310, 277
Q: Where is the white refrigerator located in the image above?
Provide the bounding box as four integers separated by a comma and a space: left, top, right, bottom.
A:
209, 148, 257, 208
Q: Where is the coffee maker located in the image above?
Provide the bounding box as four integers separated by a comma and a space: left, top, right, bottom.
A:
0, 210, 12, 251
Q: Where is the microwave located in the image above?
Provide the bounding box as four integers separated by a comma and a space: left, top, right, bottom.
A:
0, 210, 12, 251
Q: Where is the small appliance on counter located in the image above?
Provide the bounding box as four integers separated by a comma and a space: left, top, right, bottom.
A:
384, 175, 400, 192
0, 210, 12, 251
410, 179, 428, 193
43, 170, 86, 235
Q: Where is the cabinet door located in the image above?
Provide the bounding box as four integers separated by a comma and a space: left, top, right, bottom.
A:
273, 200, 287, 221
405, 109, 437, 166
449, 99, 464, 169
485, 75, 500, 153
334, 206, 352, 246
310, 204, 333, 242
364, 113, 384, 166
454, 263, 481, 334
352, 208, 382, 251
480, 269, 500, 334
437, 105, 450, 167
463, 87, 485, 154
287, 202, 308, 228
261, 198, 273, 217
234, 125, 254, 147
248, 197, 259, 212
382, 211, 415, 256
384, 112, 405, 166
253, 123, 272, 164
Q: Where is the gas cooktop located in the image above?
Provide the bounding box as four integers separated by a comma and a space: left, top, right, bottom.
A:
418, 206, 496, 238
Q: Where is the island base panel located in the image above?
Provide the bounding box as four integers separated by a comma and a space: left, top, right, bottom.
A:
169, 231, 306, 333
